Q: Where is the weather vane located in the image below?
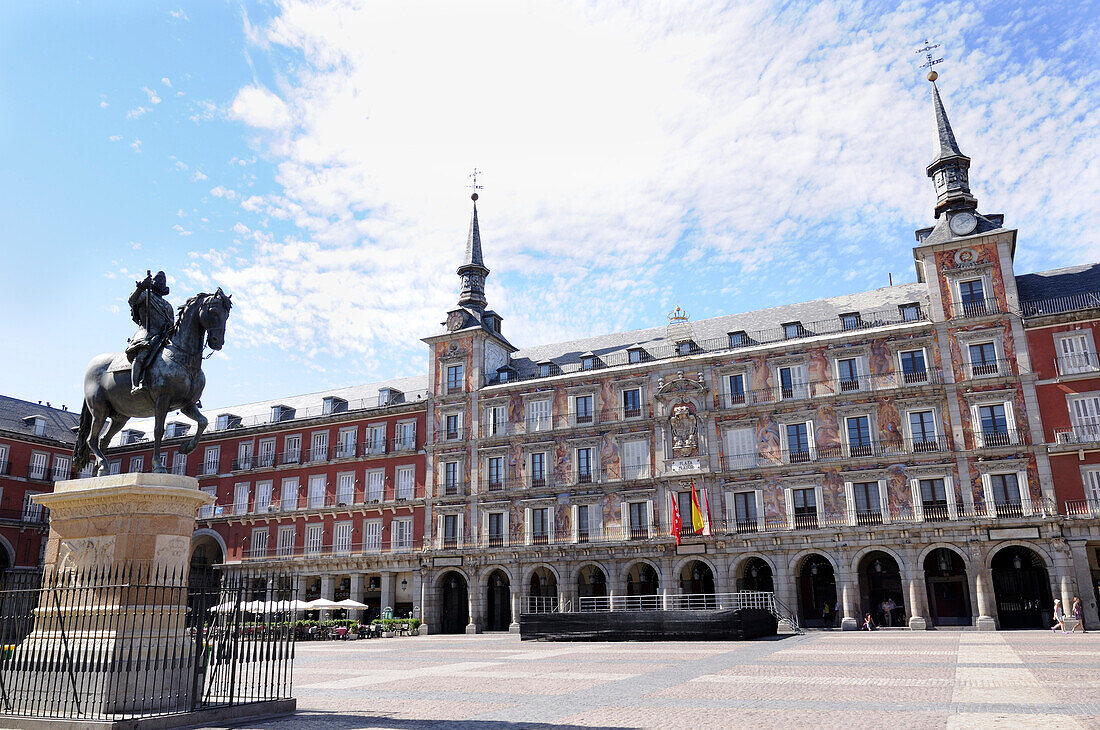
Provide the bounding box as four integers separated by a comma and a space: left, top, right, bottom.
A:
468, 168, 484, 200
916, 39, 943, 81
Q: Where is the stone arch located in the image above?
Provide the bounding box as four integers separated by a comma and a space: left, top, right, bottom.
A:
483, 568, 512, 631
619, 558, 662, 585
730, 552, 778, 583
0, 534, 16, 568
916, 543, 971, 572
521, 562, 562, 588
436, 569, 470, 634
984, 540, 1054, 570
574, 562, 610, 602
478, 564, 517, 585
623, 559, 661, 599
848, 545, 907, 575
434, 567, 471, 586
789, 549, 840, 576
988, 543, 1055, 630
671, 555, 718, 582
570, 560, 611, 588
795, 551, 839, 627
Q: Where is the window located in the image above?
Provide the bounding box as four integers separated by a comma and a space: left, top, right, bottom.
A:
852, 482, 881, 525
724, 427, 757, 469
1056, 332, 1098, 374
899, 349, 928, 384
108, 459, 121, 475
488, 512, 505, 546
250, 528, 269, 558
967, 341, 999, 377
233, 483, 250, 515
530, 452, 546, 487
336, 472, 354, 505
574, 394, 594, 425
365, 469, 384, 502
783, 322, 802, 339
363, 520, 382, 552
846, 416, 872, 457
28, 452, 48, 480
393, 518, 413, 550
959, 278, 986, 316
574, 504, 591, 542
171, 452, 187, 476
445, 413, 461, 440
32, 418, 46, 437
310, 432, 329, 462
837, 358, 860, 392
785, 422, 813, 463
336, 428, 357, 458
581, 355, 595, 370
0, 444, 8, 473
919, 478, 949, 521
621, 440, 649, 480
395, 465, 414, 499
257, 438, 275, 467
446, 364, 464, 393
52, 455, 70, 481
485, 405, 506, 436
840, 312, 862, 331
307, 475, 326, 509
443, 514, 459, 548
778, 364, 808, 400
323, 396, 347, 415
677, 341, 695, 356
530, 507, 549, 544
989, 473, 1023, 517
255, 481, 272, 512
203, 446, 220, 475
333, 522, 353, 555
576, 447, 593, 483
727, 373, 746, 406
305, 525, 323, 555
277, 526, 295, 557
908, 410, 939, 451
977, 403, 1011, 446
22, 492, 45, 523
677, 491, 697, 535
900, 302, 922, 321
280, 477, 299, 510
628, 501, 649, 539
538, 362, 552, 377
629, 348, 644, 363
791, 488, 817, 529
622, 388, 642, 419
396, 421, 416, 450
236, 441, 253, 470
497, 370, 510, 383
366, 425, 386, 454
732, 491, 758, 532
487, 456, 504, 490
129, 455, 144, 474
444, 461, 460, 494
283, 435, 301, 464
526, 399, 551, 432
728, 331, 748, 348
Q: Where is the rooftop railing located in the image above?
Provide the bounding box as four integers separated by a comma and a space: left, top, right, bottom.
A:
1022, 291, 1100, 317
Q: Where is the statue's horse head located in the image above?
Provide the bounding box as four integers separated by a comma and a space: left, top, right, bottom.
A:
177, 288, 233, 352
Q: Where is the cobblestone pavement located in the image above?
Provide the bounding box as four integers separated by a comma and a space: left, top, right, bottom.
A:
201, 631, 1100, 729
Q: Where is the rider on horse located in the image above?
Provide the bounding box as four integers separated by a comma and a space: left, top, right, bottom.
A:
126, 270, 175, 395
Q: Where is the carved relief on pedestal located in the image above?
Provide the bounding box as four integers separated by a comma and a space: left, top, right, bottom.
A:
57, 536, 116, 574
153, 535, 191, 574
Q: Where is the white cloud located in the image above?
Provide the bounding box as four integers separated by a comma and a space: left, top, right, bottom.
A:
228, 85, 290, 130
141, 86, 161, 104
126, 106, 149, 119
161, 77, 172, 88
99, 100, 109, 109
189, 100, 218, 123
129, 138, 142, 152
233, 222, 250, 235
190, 169, 208, 181
108, 134, 122, 142
169, 8, 188, 21
172, 224, 192, 236
188, 0, 1100, 376
210, 185, 237, 200
130, 241, 142, 250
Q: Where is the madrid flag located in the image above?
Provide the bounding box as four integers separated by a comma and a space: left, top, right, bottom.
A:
669, 493, 683, 545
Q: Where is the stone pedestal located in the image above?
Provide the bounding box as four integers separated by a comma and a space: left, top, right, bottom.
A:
22, 473, 214, 716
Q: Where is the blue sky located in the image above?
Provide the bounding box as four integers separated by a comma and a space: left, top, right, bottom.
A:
2, 1, 1099, 413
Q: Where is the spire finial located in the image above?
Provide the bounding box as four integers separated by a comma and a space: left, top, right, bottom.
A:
917, 39, 943, 82
468, 167, 483, 201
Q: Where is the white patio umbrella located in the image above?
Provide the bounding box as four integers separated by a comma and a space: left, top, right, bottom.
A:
304, 598, 342, 610
334, 598, 369, 609
260, 599, 311, 613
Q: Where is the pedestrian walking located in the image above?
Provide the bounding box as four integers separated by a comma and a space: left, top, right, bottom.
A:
1071, 597, 1086, 633
1052, 599, 1067, 633
822, 602, 832, 628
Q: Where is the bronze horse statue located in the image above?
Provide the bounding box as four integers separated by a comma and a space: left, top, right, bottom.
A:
73, 289, 233, 476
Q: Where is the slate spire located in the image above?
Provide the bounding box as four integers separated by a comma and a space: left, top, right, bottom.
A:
925, 75, 977, 217
457, 192, 489, 310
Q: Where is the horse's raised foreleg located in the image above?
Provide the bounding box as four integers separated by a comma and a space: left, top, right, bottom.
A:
178, 402, 208, 456
87, 407, 110, 476
99, 415, 130, 459
152, 396, 169, 473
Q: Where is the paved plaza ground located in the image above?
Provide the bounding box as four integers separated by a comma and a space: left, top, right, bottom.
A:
206, 630, 1100, 729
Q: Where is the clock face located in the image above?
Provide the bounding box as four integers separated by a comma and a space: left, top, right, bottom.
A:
446, 311, 464, 331
949, 211, 977, 236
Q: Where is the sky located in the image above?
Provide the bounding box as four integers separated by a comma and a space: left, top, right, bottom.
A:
2, 0, 1099, 413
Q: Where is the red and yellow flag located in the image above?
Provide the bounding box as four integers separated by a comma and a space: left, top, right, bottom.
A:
669, 494, 683, 545
690, 481, 705, 534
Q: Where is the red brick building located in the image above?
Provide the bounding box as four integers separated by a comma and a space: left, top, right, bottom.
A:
0, 396, 80, 574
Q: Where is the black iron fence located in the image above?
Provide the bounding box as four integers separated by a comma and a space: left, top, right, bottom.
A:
0, 566, 294, 722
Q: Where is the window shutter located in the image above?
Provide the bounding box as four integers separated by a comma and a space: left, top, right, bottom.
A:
878, 479, 891, 523
481, 511, 489, 547
646, 500, 654, 538
620, 501, 629, 539
456, 513, 464, 548
548, 508, 555, 543
436, 514, 444, 548
1018, 470, 1035, 516
502, 510, 510, 547
723, 492, 735, 525
844, 481, 856, 525
806, 420, 817, 460
754, 490, 765, 530
571, 505, 579, 542
1004, 401, 1018, 444
793, 364, 808, 398
945, 476, 958, 520
970, 404, 983, 447
783, 487, 794, 529
524, 507, 533, 545
911, 479, 924, 521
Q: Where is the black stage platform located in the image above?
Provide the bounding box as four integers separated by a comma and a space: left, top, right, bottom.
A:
518, 607, 778, 641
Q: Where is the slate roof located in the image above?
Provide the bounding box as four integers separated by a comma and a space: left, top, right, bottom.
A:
0, 395, 80, 444
930, 81, 966, 164
109, 374, 429, 447
506, 282, 929, 378
1016, 263, 1100, 305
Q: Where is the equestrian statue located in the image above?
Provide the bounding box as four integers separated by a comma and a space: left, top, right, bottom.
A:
73, 271, 233, 476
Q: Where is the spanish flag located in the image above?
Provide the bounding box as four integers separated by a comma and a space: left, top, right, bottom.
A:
690, 481, 705, 534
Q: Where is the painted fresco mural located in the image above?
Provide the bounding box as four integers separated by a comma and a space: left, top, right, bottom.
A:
822, 468, 845, 515
876, 398, 905, 452
555, 493, 571, 539
600, 433, 621, 479
935, 241, 1009, 318
815, 404, 840, 456
808, 347, 832, 396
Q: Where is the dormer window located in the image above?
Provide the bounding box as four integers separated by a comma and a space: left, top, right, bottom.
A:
377, 387, 404, 406
271, 404, 295, 422
119, 429, 145, 445
580, 353, 597, 371
677, 341, 695, 356
783, 322, 803, 340
840, 313, 862, 331
498, 370, 510, 383
165, 422, 190, 439
537, 361, 552, 378
899, 303, 922, 322
323, 396, 348, 415
627, 346, 647, 363
215, 413, 241, 431
728, 331, 748, 348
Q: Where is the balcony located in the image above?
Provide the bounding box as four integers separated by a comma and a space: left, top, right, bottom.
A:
975, 429, 1022, 448
361, 440, 388, 456
953, 297, 1003, 319
334, 443, 358, 459
1065, 499, 1100, 517
235, 536, 423, 562
391, 437, 417, 452
721, 435, 953, 471
305, 446, 330, 463
964, 357, 1017, 380
231, 457, 254, 471
717, 369, 945, 409
440, 426, 467, 442
1056, 350, 1100, 376
200, 462, 221, 476
1053, 425, 1100, 445
280, 450, 301, 466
